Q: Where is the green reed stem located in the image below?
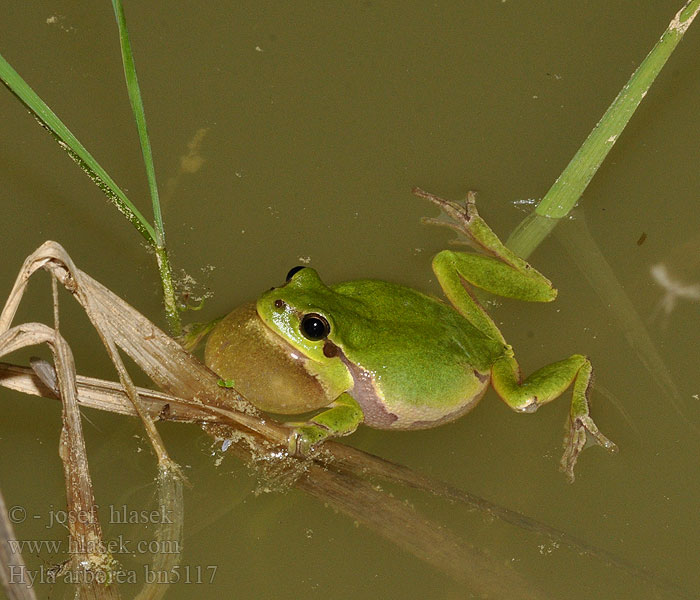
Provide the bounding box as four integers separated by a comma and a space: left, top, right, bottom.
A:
508, 0, 699, 259
0, 5, 184, 334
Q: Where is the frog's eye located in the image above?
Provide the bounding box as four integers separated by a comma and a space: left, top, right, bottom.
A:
300, 313, 330, 341
286, 266, 306, 281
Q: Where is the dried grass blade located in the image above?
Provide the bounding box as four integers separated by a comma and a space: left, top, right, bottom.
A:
0, 323, 119, 599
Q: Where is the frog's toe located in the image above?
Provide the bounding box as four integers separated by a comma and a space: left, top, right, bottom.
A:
560, 415, 618, 482
560, 423, 586, 483
575, 414, 618, 454
287, 429, 304, 457
287, 424, 329, 457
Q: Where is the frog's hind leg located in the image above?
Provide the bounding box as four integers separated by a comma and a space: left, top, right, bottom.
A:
418, 188, 557, 343
490, 353, 617, 482
432, 249, 555, 344
417, 188, 616, 479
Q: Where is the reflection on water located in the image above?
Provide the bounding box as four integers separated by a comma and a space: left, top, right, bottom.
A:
650, 235, 700, 324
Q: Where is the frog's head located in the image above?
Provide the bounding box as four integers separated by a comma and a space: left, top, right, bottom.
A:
204, 268, 352, 415
246, 266, 353, 410
257, 266, 348, 362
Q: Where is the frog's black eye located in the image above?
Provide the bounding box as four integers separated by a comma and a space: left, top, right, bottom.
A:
300, 313, 330, 341
286, 266, 306, 282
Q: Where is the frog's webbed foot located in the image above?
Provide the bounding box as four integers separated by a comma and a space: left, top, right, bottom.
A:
492, 354, 617, 481
560, 408, 618, 483
412, 187, 483, 249
413, 187, 478, 223
413, 187, 543, 279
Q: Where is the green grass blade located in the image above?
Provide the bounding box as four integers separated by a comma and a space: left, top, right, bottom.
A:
508, 0, 699, 258
0, 51, 156, 245
112, 0, 181, 334
111, 0, 165, 247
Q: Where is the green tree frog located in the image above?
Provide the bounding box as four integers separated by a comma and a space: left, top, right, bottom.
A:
205, 189, 617, 480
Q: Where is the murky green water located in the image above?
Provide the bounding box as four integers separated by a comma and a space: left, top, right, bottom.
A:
1, 2, 699, 598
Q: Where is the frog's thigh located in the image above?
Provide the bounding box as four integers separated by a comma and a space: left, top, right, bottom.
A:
433, 250, 556, 304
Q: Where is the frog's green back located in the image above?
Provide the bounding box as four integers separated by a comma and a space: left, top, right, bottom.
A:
328, 279, 505, 421
331, 279, 504, 365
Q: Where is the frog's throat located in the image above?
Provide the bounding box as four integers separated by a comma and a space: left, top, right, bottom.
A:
332, 343, 490, 430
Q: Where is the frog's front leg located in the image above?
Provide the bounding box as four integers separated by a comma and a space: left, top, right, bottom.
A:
287, 393, 364, 456
491, 353, 618, 482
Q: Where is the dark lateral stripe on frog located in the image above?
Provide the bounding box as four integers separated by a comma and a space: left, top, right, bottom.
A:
331, 345, 399, 428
